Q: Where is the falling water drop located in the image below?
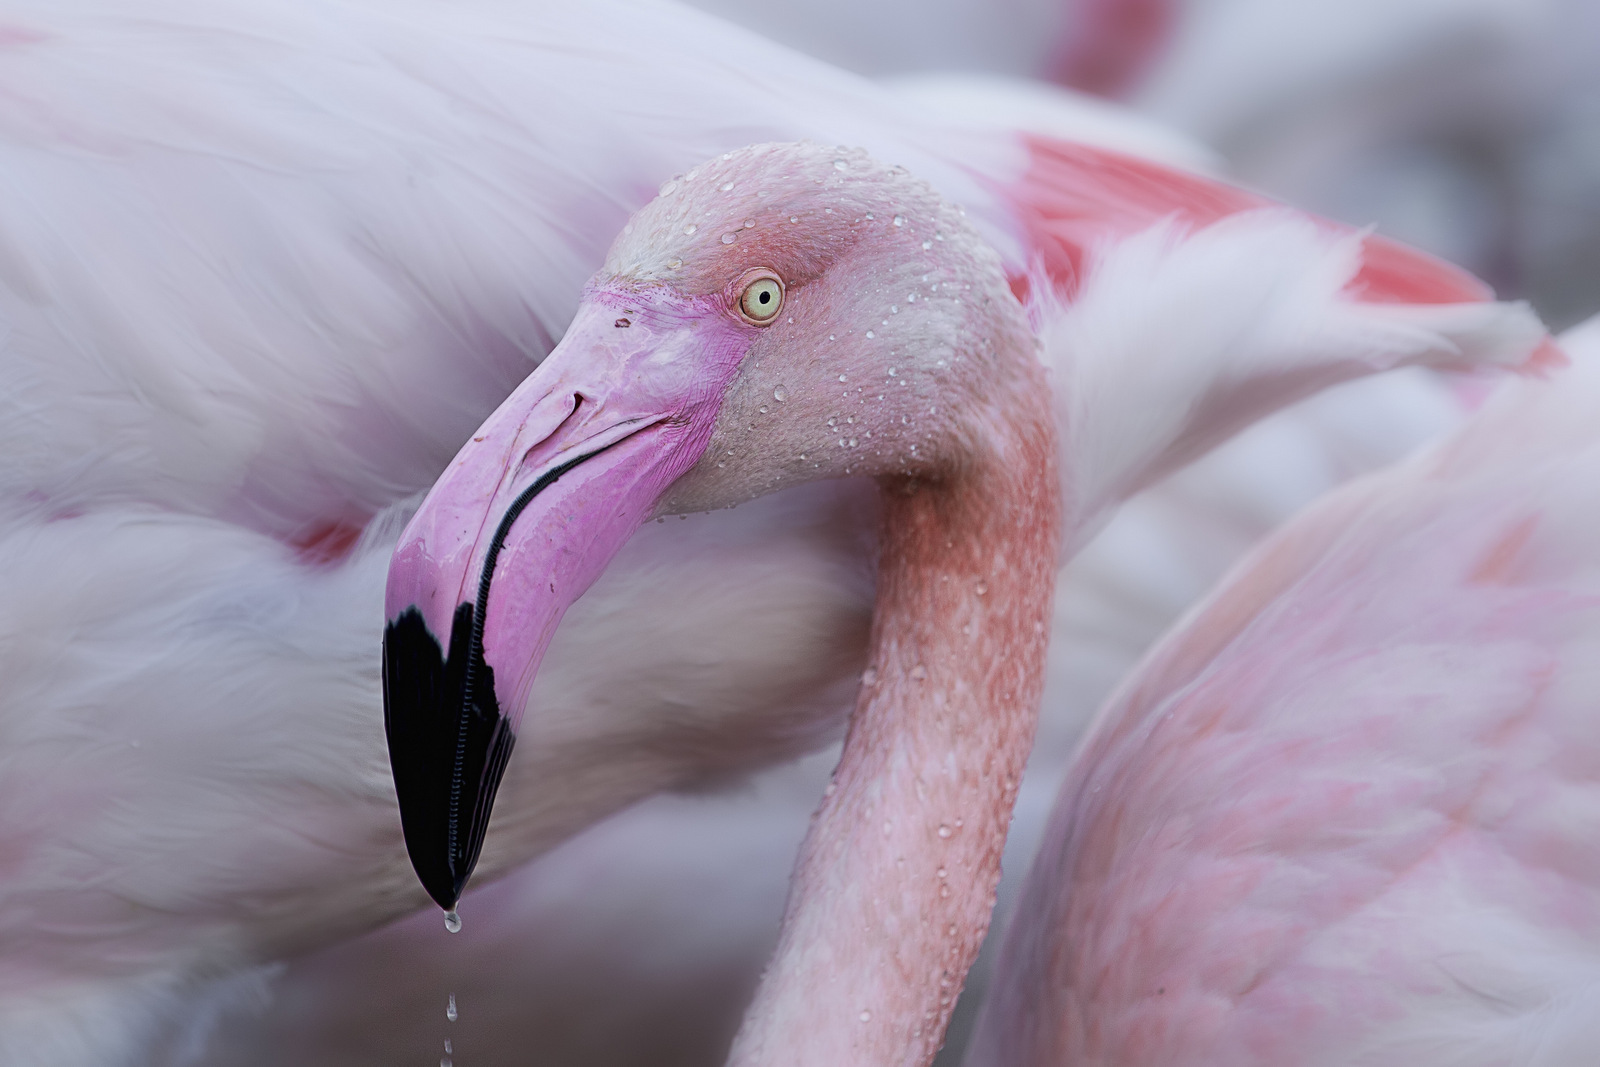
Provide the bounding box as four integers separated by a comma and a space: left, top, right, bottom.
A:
446, 994, 459, 1022
444, 910, 461, 934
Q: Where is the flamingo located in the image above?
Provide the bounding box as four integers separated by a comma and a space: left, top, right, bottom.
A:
968, 315, 1600, 1065
0, 1, 1548, 1062
383, 136, 1551, 1063
206, 368, 1476, 1064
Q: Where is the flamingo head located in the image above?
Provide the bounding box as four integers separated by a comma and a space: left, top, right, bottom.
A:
383, 142, 1033, 910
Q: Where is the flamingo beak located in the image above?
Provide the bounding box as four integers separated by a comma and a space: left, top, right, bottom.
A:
383, 294, 748, 910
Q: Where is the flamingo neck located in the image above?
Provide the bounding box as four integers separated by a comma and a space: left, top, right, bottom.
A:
727, 357, 1062, 1066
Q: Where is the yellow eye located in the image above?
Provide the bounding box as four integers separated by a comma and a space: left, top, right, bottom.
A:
739, 275, 784, 323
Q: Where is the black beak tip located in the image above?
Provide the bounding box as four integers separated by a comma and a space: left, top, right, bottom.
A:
383, 604, 518, 913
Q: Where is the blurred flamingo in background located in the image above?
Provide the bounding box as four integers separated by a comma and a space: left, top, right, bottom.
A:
970, 315, 1600, 1066
0, 0, 1552, 1063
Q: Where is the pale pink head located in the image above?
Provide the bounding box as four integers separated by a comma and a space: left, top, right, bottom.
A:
382, 142, 1034, 908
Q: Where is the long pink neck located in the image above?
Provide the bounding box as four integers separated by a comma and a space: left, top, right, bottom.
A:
726, 369, 1062, 1065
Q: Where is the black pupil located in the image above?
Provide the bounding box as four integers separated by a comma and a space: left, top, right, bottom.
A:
758, 291, 770, 304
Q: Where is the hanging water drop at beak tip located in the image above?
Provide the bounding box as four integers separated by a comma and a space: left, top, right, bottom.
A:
444, 909, 462, 933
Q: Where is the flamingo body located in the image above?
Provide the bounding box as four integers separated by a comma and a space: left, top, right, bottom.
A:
972, 319, 1600, 1066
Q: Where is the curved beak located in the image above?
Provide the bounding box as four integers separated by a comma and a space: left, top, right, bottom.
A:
383, 294, 746, 910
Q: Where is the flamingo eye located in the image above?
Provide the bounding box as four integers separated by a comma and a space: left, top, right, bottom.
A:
739, 275, 784, 323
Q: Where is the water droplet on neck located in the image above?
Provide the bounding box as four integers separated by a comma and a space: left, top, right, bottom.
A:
721, 232, 736, 244
937, 824, 952, 838
922, 240, 932, 250
446, 994, 459, 1022
834, 159, 849, 171
658, 179, 679, 196
444, 910, 461, 934
773, 385, 788, 402
721, 181, 735, 192
859, 1009, 873, 1022
893, 215, 904, 227
742, 218, 755, 229
683, 223, 697, 235
865, 330, 875, 339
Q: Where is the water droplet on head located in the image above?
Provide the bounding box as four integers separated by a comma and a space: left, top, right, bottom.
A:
683, 223, 697, 235
758, 405, 769, 414
658, 179, 679, 196
721, 181, 735, 192
743, 218, 755, 229
893, 215, 905, 227
667, 259, 682, 269
937, 824, 952, 838
859, 1010, 872, 1022
789, 215, 799, 223
834, 159, 849, 171
446, 994, 458, 1022
838, 374, 847, 382
865, 330, 875, 339
922, 241, 932, 250
721, 232, 736, 244
773, 386, 788, 402
444, 910, 461, 934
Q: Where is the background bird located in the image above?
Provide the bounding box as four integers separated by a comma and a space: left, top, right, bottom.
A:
970, 314, 1600, 1066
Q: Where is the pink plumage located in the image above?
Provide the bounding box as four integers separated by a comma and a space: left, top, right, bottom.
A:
972, 317, 1600, 1067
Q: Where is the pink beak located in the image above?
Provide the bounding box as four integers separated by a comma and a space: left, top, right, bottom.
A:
383, 290, 749, 909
